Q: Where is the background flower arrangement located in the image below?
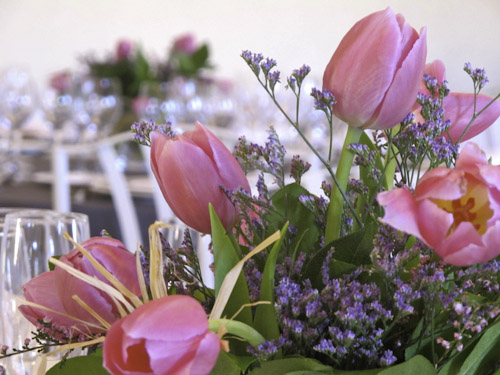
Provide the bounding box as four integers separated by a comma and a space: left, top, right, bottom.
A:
2, 6, 500, 375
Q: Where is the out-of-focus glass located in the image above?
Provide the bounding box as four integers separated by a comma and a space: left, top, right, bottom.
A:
0, 209, 90, 374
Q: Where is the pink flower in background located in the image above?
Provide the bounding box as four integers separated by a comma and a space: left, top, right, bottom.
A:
116, 39, 134, 61
151, 121, 250, 234
49, 71, 72, 93
323, 7, 427, 130
19, 237, 140, 336
416, 60, 500, 143
103, 295, 220, 375
172, 33, 198, 55
378, 143, 500, 266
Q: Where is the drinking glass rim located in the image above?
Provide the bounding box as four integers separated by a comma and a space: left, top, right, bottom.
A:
3, 209, 89, 225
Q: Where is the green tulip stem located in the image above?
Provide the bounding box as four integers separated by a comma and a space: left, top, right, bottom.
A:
209, 319, 266, 347
324, 126, 364, 243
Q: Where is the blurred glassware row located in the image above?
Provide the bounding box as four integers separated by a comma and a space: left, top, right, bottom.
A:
0, 67, 341, 190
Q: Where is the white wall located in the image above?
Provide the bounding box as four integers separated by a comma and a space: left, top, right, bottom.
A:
1, 0, 499, 147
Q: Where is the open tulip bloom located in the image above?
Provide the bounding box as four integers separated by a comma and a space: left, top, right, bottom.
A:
4, 7, 500, 375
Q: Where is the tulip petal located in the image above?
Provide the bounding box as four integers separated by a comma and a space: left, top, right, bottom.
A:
445, 93, 500, 143
377, 188, 421, 238
437, 221, 483, 264
151, 133, 235, 233
368, 27, 427, 129
416, 199, 453, 249
123, 295, 209, 342
20, 272, 78, 330
186, 122, 251, 192
190, 332, 222, 375
395, 13, 419, 71
455, 142, 488, 170
324, 8, 402, 126
415, 168, 466, 201
441, 221, 500, 266
103, 319, 132, 375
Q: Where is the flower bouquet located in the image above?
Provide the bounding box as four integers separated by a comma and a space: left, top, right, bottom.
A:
3, 7, 500, 375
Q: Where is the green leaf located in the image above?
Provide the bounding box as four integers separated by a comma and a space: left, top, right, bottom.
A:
456, 320, 500, 375
254, 222, 289, 342
270, 183, 321, 255
49, 255, 62, 271
378, 355, 435, 375
332, 368, 381, 374
249, 357, 333, 375
46, 352, 108, 375
304, 223, 376, 288
209, 351, 243, 375
209, 205, 252, 325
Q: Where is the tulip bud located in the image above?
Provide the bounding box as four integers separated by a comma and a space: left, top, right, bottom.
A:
103, 295, 220, 375
19, 237, 140, 338
151, 121, 251, 234
323, 7, 427, 130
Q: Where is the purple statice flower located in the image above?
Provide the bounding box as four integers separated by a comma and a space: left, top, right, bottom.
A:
233, 129, 286, 186
241, 50, 264, 76
268, 70, 281, 91
274, 254, 396, 369
244, 258, 262, 302
379, 350, 397, 367
260, 57, 277, 75
247, 337, 290, 360
287, 64, 311, 93
131, 120, 175, 146
310, 87, 336, 114
256, 173, 271, 205
321, 181, 332, 197
464, 62, 489, 91
290, 155, 311, 184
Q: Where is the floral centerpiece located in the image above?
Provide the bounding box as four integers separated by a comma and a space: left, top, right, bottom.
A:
2, 7, 500, 375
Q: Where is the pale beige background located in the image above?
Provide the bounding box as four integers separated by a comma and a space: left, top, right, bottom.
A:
1, 0, 499, 147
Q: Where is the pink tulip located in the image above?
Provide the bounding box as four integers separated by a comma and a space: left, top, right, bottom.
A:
417, 60, 500, 143
378, 142, 500, 266
116, 39, 134, 61
444, 93, 500, 143
151, 121, 250, 233
323, 8, 427, 130
19, 237, 140, 337
172, 33, 198, 55
103, 295, 220, 375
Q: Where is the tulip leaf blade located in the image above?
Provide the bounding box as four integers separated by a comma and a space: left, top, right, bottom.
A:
209, 204, 252, 327
248, 357, 333, 375
456, 320, 500, 375
46, 351, 108, 375
377, 355, 436, 375
209, 351, 244, 375
254, 221, 289, 342
269, 183, 320, 255
210, 204, 241, 296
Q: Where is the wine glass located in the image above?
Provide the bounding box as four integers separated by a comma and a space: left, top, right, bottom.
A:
41, 72, 75, 143
0, 209, 90, 374
72, 76, 123, 142
0, 69, 38, 183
